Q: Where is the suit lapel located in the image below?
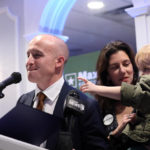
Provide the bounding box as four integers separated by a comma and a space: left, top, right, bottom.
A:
27, 91, 35, 106
53, 82, 72, 118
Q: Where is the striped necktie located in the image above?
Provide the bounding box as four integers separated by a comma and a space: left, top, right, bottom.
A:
36, 92, 46, 111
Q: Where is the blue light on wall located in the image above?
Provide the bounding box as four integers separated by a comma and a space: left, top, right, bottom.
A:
39, 0, 76, 42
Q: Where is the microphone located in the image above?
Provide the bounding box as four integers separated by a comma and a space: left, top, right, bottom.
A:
0, 72, 22, 98
59, 90, 85, 150
64, 90, 85, 116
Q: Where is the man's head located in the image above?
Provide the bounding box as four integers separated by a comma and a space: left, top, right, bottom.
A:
26, 34, 69, 90
135, 44, 150, 76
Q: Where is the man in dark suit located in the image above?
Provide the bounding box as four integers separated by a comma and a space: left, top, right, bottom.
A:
17, 34, 109, 150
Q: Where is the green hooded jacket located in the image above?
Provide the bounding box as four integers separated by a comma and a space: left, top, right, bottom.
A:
121, 75, 150, 143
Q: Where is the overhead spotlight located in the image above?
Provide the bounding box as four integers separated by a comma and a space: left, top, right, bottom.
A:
87, 1, 104, 10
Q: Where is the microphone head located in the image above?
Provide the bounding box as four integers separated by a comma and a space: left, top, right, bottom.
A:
64, 90, 85, 116
11, 72, 22, 83
68, 90, 79, 99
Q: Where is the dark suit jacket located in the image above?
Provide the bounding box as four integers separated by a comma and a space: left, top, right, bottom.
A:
17, 81, 109, 150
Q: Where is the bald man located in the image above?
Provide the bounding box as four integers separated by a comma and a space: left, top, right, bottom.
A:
17, 34, 109, 150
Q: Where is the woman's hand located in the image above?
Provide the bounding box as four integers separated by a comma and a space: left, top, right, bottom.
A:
109, 113, 136, 137
121, 113, 136, 127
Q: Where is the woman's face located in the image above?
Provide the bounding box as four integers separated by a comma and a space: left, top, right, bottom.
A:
107, 50, 134, 86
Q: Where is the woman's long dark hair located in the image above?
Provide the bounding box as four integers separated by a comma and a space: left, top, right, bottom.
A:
96, 41, 138, 114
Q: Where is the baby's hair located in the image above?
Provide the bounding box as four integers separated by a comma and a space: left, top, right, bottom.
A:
135, 44, 150, 70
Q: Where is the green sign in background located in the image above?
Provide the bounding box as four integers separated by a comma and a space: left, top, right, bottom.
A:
64, 51, 100, 90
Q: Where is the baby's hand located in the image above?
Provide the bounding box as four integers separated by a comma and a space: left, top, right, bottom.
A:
78, 77, 97, 93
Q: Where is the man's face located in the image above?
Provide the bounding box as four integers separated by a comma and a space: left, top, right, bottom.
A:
26, 38, 57, 84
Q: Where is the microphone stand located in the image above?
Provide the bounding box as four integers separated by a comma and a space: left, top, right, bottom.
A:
0, 82, 5, 98
0, 91, 4, 98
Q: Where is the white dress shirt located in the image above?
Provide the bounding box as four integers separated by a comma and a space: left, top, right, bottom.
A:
33, 76, 64, 114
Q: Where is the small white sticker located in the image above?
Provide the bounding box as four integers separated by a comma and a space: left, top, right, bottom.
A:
103, 114, 114, 126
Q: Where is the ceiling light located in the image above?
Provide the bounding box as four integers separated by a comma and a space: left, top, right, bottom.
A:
87, 1, 104, 10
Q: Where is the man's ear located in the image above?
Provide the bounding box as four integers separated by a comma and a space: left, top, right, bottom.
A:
55, 56, 65, 67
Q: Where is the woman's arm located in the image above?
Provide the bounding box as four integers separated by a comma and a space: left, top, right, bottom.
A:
78, 77, 121, 100
108, 113, 136, 138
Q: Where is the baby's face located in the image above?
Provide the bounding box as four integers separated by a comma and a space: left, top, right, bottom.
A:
139, 67, 150, 76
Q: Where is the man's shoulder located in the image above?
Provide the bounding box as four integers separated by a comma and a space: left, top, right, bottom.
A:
66, 83, 98, 108
17, 90, 35, 105
21, 90, 35, 98
66, 82, 95, 99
